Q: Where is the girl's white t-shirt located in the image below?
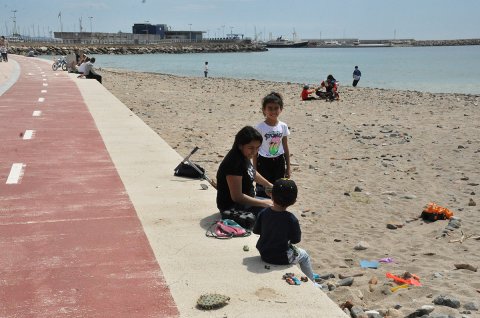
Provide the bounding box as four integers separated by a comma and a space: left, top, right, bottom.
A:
255, 121, 290, 158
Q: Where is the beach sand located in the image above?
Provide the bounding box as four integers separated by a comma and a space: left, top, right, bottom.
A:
102, 69, 480, 317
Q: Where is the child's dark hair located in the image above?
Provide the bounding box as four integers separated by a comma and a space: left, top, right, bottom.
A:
272, 178, 298, 207
232, 126, 263, 150
261, 91, 284, 110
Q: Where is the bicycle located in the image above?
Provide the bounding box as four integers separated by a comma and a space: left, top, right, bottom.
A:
52, 56, 67, 71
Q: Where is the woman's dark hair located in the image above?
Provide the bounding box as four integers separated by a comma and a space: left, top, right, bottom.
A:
232, 126, 263, 150
261, 91, 284, 110
327, 74, 335, 81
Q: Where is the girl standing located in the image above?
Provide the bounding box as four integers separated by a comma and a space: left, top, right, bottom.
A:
253, 92, 291, 197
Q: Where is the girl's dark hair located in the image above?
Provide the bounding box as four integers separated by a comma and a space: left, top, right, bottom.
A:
261, 91, 284, 110
232, 126, 263, 150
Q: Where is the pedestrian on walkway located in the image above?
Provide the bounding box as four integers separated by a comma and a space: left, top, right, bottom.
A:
204, 61, 209, 78
0, 36, 9, 62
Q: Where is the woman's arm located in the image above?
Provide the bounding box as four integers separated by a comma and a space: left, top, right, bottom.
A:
253, 171, 273, 189
282, 136, 291, 178
226, 175, 272, 207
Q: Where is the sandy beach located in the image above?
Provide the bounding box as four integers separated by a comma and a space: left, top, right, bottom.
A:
102, 69, 479, 317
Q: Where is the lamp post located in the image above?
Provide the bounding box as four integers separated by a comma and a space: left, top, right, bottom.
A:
229, 26, 233, 39
188, 23, 192, 42
88, 16, 93, 43
11, 9, 18, 37
88, 16, 93, 33
221, 25, 225, 38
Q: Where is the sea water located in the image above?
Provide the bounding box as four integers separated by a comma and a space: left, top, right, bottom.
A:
86, 46, 480, 94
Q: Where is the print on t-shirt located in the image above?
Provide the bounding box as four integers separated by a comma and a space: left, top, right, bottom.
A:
265, 131, 283, 156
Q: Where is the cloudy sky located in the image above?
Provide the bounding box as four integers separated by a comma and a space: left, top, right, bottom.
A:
1, 0, 479, 40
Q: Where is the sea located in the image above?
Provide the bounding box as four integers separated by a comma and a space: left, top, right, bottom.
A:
80, 46, 480, 94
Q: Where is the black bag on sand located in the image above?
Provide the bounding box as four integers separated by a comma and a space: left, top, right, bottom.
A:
220, 209, 256, 230
174, 162, 205, 179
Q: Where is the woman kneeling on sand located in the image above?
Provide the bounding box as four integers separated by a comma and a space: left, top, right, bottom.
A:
216, 126, 273, 215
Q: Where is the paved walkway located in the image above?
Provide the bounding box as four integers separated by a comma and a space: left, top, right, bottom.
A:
0, 56, 348, 317
0, 56, 178, 317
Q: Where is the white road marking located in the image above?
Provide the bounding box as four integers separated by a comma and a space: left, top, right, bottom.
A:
32, 110, 42, 117
41, 90, 47, 93
6, 163, 26, 184
43, 83, 48, 87
38, 97, 45, 102
42, 75, 46, 77
42, 79, 46, 81
23, 130, 35, 140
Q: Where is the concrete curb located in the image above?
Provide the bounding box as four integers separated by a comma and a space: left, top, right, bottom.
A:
73, 70, 348, 317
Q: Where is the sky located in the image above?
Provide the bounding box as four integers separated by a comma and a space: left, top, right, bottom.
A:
1, 0, 480, 40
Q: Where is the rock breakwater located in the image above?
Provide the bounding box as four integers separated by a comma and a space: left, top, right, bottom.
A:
412, 38, 480, 46
9, 41, 268, 56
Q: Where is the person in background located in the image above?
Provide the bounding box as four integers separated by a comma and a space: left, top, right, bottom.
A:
352, 66, 361, 87
77, 52, 88, 67
254, 92, 291, 198
216, 126, 273, 216
204, 61, 209, 78
77, 56, 90, 75
253, 179, 319, 284
323, 74, 339, 101
0, 36, 9, 62
66, 51, 77, 73
301, 85, 317, 101
78, 57, 102, 84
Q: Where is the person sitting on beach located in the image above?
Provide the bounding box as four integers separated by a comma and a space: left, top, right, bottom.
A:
77, 57, 90, 75
77, 57, 102, 84
77, 53, 88, 67
253, 178, 318, 283
66, 51, 78, 73
301, 85, 317, 101
216, 126, 274, 216
317, 75, 339, 101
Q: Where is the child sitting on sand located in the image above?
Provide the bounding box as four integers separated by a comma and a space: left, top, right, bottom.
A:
253, 179, 317, 283
301, 85, 317, 100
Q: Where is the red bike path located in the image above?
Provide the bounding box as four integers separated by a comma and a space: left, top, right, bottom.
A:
0, 56, 179, 317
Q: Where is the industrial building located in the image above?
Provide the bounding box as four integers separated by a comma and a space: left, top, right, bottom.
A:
54, 22, 204, 44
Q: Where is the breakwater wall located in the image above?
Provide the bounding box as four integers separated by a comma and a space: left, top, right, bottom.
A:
412, 38, 480, 46
9, 42, 268, 56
